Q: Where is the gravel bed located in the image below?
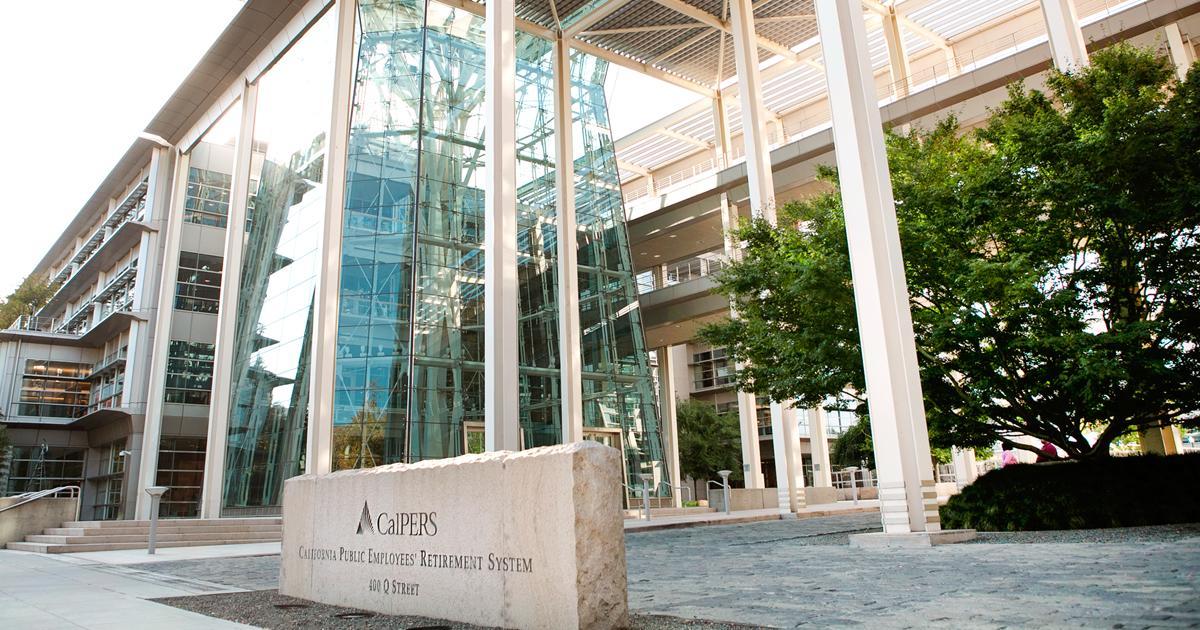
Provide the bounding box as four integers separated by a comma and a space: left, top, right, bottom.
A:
962, 522, 1200, 544
155, 590, 766, 629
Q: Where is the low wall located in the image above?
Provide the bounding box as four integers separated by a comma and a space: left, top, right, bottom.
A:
709, 486, 839, 512
837, 487, 879, 501
802, 486, 839, 506
1, 497, 77, 546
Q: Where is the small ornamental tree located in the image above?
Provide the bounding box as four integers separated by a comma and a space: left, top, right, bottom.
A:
702, 45, 1200, 460
676, 399, 743, 482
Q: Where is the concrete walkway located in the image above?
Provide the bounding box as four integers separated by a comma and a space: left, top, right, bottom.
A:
0, 550, 253, 629
624, 500, 880, 533
58, 541, 282, 566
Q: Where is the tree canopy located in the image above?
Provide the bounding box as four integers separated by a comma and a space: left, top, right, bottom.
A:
0, 274, 53, 329
675, 399, 743, 482
701, 45, 1200, 460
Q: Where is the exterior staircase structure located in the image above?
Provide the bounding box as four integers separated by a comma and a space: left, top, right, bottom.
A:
7, 517, 281, 553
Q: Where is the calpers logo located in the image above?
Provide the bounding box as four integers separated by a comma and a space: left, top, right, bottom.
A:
357, 501, 375, 535
355, 500, 439, 537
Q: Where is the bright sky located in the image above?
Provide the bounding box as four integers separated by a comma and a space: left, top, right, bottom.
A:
0, 1, 697, 297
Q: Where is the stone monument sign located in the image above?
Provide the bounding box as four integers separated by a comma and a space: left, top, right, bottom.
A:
280, 441, 629, 629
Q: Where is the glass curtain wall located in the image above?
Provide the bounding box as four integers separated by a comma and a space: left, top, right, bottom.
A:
333, 0, 667, 492
221, 9, 337, 514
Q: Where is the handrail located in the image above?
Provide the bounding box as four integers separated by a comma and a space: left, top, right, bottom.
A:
657, 480, 692, 503
0, 485, 81, 521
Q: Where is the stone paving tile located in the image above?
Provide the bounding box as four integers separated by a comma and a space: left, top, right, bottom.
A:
138, 514, 1200, 628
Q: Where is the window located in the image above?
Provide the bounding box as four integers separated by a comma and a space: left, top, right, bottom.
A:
16, 360, 91, 418
175, 251, 223, 313
691, 347, 735, 391
164, 341, 215, 405
156, 436, 206, 518
88, 368, 124, 412
91, 441, 126, 520
3, 445, 85, 496
756, 395, 771, 436
184, 167, 232, 227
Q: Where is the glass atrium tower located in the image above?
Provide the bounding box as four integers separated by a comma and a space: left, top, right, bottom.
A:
221, 0, 667, 513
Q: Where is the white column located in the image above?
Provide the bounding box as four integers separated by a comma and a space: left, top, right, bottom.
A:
712, 93, 733, 169
1039, 0, 1088, 70
771, 404, 802, 513
133, 146, 181, 520
735, 389, 765, 488
728, 0, 775, 217
307, 0, 358, 476
881, 8, 910, 98
554, 35, 584, 445
951, 447, 977, 488
807, 407, 832, 487
201, 82, 258, 519
815, 0, 939, 534
1165, 23, 1195, 82
727, 3, 778, 491
658, 347, 682, 507
484, 0, 521, 451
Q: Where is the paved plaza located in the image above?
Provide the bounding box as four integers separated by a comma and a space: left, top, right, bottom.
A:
3, 513, 1197, 628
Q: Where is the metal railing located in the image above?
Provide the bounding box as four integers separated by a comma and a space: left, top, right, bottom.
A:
0, 485, 81, 522
658, 480, 692, 504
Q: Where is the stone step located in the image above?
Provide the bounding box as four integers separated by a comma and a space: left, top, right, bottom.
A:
25, 530, 283, 545
42, 524, 282, 536
61, 517, 281, 528
7, 537, 282, 554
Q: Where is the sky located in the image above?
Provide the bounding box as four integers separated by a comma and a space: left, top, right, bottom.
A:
0, 1, 698, 297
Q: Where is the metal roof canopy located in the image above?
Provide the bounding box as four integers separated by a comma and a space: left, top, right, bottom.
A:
443, 0, 1048, 180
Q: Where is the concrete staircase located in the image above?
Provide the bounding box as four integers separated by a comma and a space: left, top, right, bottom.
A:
6, 517, 282, 553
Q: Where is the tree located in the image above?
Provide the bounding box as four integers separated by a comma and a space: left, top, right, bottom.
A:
0, 274, 54, 329
702, 45, 1200, 461
0, 424, 9, 466
830, 417, 874, 469
676, 399, 742, 482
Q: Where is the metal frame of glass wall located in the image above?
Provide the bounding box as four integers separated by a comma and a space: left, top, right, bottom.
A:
209, 0, 669, 515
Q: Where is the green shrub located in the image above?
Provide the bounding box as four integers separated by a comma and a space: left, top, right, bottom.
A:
940, 453, 1200, 531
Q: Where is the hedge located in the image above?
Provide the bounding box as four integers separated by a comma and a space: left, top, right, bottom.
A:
939, 453, 1200, 531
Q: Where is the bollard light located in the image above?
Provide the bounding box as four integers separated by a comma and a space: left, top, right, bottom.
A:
638, 474, 653, 521
145, 486, 168, 555
717, 470, 732, 515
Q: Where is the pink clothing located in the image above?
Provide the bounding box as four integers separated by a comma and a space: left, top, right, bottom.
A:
1001, 450, 1019, 467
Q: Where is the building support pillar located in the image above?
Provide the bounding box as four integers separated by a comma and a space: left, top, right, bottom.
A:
201, 83, 258, 519
771, 404, 802, 513
484, 0, 521, 451
1140, 426, 1185, 455
554, 35, 585, 445
728, 0, 774, 218
712, 90, 765, 490
950, 447, 977, 488
1039, 0, 1088, 70
1165, 23, 1195, 81
815, 0, 939, 534
307, 0, 359, 476
132, 145, 179, 520
807, 407, 832, 487
881, 7, 911, 98
657, 347, 683, 507
724, 0, 792, 496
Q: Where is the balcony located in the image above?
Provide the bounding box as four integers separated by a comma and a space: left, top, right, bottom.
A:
89, 348, 128, 377
40, 187, 153, 319
48, 180, 148, 286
